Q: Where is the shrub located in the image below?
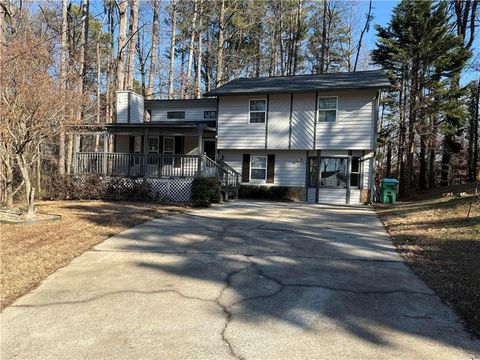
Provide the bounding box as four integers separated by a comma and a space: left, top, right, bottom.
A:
47, 175, 152, 202
191, 177, 222, 207
238, 185, 290, 200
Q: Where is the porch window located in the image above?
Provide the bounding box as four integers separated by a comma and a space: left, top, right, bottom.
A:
163, 137, 175, 165
318, 97, 337, 122
148, 136, 159, 153
250, 156, 267, 181
147, 136, 159, 165
167, 111, 185, 119
320, 157, 347, 188
249, 99, 266, 124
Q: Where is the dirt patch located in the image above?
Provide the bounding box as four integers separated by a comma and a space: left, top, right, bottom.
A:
0, 200, 186, 310
376, 194, 480, 338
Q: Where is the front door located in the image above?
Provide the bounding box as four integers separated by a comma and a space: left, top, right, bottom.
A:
204, 139, 216, 160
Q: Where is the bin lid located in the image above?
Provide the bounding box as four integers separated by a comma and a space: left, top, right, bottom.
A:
382, 178, 399, 183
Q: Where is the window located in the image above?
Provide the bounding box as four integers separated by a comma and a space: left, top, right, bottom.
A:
144, 109, 152, 122
320, 158, 347, 188
167, 111, 185, 119
249, 99, 266, 123
163, 137, 175, 165
350, 157, 360, 188
147, 136, 159, 166
318, 97, 337, 122
250, 156, 267, 181
204, 111, 217, 119
148, 136, 159, 153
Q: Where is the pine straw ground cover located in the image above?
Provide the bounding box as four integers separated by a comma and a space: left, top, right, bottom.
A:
1, 200, 186, 310
375, 187, 480, 338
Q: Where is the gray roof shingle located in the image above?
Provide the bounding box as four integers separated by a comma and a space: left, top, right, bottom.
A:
204, 70, 390, 96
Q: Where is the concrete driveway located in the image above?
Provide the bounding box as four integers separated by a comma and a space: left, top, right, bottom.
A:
1, 201, 479, 359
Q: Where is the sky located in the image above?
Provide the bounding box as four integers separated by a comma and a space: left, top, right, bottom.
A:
55, 0, 479, 84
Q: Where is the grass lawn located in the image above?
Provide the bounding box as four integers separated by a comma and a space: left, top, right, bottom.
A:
375, 185, 480, 338
1, 200, 186, 310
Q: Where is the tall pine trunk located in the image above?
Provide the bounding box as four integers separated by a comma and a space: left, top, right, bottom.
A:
195, 1, 203, 99
186, 0, 198, 98
58, 0, 68, 175
125, 0, 138, 90
168, 0, 177, 99
215, 0, 225, 87
146, 0, 160, 99
116, 0, 128, 91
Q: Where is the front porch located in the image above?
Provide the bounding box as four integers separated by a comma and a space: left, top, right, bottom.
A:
73, 123, 240, 201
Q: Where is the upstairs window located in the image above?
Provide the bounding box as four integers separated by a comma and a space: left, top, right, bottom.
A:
318, 97, 337, 122
249, 99, 266, 124
204, 111, 217, 119
167, 111, 185, 119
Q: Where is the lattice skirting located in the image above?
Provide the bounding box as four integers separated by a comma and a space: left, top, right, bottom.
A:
146, 178, 193, 202
72, 175, 193, 202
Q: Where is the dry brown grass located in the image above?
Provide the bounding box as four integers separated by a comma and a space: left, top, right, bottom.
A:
375, 190, 480, 338
1, 200, 186, 310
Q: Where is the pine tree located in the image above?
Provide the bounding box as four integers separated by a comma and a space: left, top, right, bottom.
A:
372, 0, 470, 197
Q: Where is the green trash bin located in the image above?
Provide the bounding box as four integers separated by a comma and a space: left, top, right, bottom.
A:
380, 178, 399, 204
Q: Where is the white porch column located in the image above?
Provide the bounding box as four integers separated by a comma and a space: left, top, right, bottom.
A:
102, 132, 108, 174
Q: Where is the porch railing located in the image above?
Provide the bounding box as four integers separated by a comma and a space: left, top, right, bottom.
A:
74, 152, 240, 192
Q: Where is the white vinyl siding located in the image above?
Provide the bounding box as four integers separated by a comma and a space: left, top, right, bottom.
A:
267, 94, 290, 149
115, 91, 144, 124
219, 150, 306, 187
148, 100, 217, 122
291, 93, 316, 150
116, 92, 129, 123
218, 95, 266, 149
129, 92, 144, 123
316, 90, 375, 150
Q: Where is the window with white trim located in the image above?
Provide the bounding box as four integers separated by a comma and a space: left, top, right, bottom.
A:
249, 99, 266, 123
318, 97, 337, 122
250, 156, 267, 181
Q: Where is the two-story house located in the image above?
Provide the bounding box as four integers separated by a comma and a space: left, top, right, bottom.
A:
73, 70, 390, 204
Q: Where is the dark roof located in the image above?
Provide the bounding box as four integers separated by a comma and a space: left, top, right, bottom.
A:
204, 70, 390, 96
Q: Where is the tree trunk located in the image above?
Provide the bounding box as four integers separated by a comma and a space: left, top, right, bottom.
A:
168, 0, 177, 99
186, 0, 198, 98
125, 0, 138, 90
146, 0, 160, 99
117, 0, 128, 91
319, 0, 327, 74
386, 141, 392, 178
179, 33, 186, 97
195, 1, 203, 99
215, 0, 225, 87
106, 4, 114, 122
353, 0, 372, 72
419, 135, 428, 190
3, 151, 14, 208
16, 154, 35, 221
58, 0, 68, 175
